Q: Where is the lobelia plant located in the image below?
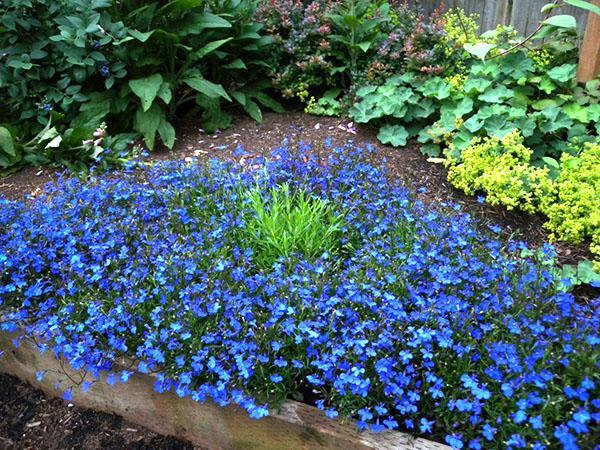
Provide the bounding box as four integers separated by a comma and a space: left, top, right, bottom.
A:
0, 142, 598, 449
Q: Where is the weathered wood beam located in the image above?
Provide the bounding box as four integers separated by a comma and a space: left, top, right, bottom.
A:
577, 0, 600, 82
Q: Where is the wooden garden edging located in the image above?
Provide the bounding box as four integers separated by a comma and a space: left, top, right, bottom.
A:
0, 332, 449, 450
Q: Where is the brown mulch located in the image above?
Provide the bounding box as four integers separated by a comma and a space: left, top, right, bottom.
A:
0, 373, 194, 450
0, 111, 595, 449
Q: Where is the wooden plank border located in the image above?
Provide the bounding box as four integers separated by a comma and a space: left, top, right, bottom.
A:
0, 332, 449, 450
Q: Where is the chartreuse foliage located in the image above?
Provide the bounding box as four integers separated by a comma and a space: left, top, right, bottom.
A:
445, 131, 554, 214
1, 143, 598, 449
542, 142, 600, 269
445, 133, 600, 270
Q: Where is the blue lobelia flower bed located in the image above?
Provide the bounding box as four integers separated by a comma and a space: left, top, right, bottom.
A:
0, 142, 598, 449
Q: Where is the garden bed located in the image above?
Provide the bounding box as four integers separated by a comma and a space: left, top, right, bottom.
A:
1, 135, 597, 449
0, 112, 593, 269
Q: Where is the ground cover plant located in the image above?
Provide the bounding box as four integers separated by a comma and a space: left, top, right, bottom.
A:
0, 142, 598, 449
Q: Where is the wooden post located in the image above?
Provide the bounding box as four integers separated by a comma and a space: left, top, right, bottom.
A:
577, 0, 600, 82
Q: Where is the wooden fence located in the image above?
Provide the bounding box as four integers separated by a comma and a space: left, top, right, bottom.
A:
414, 0, 589, 36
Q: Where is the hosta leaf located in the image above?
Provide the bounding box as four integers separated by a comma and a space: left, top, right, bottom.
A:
377, 124, 409, 147
129, 74, 164, 112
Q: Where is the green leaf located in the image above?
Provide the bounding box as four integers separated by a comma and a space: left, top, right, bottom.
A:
253, 93, 285, 113
463, 78, 492, 94
419, 77, 451, 100
563, 102, 589, 122
420, 143, 441, 157
231, 91, 246, 106
129, 29, 154, 42
0, 127, 16, 157
377, 124, 409, 147
463, 42, 496, 61
541, 2, 561, 13
478, 85, 514, 103
45, 135, 63, 149
243, 99, 262, 122
543, 14, 577, 28
564, 0, 600, 16
532, 99, 558, 110
191, 38, 233, 60
357, 41, 372, 52
547, 64, 577, 83
577, 260, 600, 284
222, 59, 246, 70
157, 83, 172, 105
158, 118, 176, 149
183, 76, 231, 101
542, 156, 560, 169
134, 104, 162, 149
129, 74, 164, 112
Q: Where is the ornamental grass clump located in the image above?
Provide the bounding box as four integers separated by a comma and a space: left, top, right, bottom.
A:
242, 183, 347, 269
0, 142, 598, 449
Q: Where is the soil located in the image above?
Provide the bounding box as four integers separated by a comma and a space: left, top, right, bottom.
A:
0, 373, 194, 450
0, 110, 596, 449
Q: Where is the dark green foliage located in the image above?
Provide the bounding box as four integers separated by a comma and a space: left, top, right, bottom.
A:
0, 0, 281, 172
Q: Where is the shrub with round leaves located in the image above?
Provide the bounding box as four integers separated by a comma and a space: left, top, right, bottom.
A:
0, 141, 598, 449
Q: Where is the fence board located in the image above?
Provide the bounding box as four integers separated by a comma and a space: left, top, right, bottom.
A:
510, 0, 588, 36
412, 0, 589, 37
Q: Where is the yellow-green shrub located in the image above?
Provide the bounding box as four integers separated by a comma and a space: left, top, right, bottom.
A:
445, 130, 554, 214
541, 142, 600, 267
445, 134, 599, 269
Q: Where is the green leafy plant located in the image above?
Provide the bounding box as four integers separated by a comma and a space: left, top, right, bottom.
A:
0, 0, 281, 172
541, 141, 600, 267
96, 0, 282, 148
444, 130, 555, 214
325, 0, 389, 85
242, 183, 347, 269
